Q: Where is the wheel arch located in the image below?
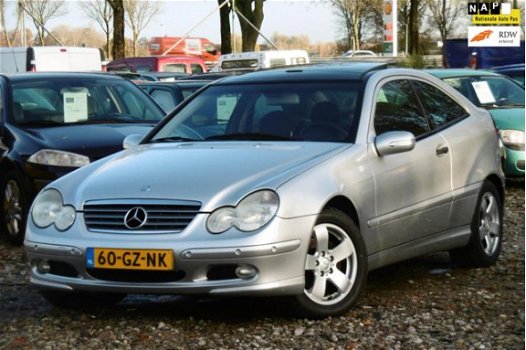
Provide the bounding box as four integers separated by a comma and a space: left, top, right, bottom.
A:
0, 158, 17, 175
485, 173, 505, 203
322, 195, 360, 230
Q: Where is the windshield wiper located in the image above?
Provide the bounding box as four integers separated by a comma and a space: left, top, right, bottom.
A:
205, 133, 296, 141
482, 103, 525, 109
150, 136, 198, 143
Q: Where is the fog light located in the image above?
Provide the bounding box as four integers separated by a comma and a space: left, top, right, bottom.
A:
37, 260, 51, 274
235, 265, 257, 279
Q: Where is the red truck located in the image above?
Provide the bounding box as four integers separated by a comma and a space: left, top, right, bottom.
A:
148, 37, 220, 65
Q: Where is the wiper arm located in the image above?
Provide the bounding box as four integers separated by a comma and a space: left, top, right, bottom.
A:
500, 103, 525, 108
205, 133, 296, 141
150, 136, 198, 143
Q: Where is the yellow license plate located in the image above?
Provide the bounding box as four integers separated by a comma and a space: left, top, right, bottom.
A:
86, 248, 174, 271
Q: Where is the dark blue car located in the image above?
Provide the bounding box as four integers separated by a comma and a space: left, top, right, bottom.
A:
0, 72, 165, 244
491, 63, 525, 87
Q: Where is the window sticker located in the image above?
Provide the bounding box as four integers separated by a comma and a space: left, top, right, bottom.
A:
217, 95, 238, 121
471, 81, 496, 104
63, 92, 88, 122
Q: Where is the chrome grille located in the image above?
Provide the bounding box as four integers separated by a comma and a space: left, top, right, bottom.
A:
83, 200, 201, 233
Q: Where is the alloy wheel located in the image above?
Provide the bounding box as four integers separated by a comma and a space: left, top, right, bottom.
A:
304, 223, 358, 305
4, 179, 23, 238
478, 191, 501, 256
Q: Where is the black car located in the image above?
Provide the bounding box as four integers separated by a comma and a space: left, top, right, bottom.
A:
0, 72, 165, 244
137, 80, 212, 112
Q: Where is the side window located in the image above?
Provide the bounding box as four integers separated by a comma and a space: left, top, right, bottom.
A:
191, 64, 204, 74
413, 81, 468, 129
163, 64, 187, 73
150, 89, 176, 113
374, 80, 430, 137
269, 58, 286, 67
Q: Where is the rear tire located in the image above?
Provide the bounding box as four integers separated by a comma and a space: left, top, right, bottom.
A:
290, 208, 367, 319
450, 181, 503, 267
39, 290, 126, 311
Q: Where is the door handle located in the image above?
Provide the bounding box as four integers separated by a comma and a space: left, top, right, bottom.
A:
436, 145, 449, 156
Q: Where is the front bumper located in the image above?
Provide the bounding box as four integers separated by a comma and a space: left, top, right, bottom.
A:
24, 215, 315, 297
502, 147, 525, 178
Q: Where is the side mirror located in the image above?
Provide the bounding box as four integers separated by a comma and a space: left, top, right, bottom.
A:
123, 134, 143, 149
375, 131, 415, 156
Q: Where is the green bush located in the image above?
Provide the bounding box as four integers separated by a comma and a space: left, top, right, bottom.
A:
398, 54, 427, 68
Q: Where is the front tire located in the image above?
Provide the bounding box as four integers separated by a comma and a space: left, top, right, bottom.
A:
0, 171, 29, 245
450, 181, 503, 267
291, 208, 367, 318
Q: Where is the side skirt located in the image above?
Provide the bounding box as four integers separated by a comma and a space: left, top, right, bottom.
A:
367, 225, 471, 271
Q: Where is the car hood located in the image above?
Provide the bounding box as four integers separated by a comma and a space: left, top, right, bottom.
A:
488, 108, 525, 131
55, 142, 349, 211
22, 124, 155, 160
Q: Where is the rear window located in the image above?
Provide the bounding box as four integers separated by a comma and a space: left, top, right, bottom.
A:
221, 59, 258, 70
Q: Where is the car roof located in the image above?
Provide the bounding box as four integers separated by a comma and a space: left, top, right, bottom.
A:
491, 63, 525, 71
0, 71, 125, 82
425, 68, 502, 79
136, 80, 212, 87
215, 62, 388, 84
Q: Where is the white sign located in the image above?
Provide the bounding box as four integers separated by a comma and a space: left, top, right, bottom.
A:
184, 38, 202, 55
468, 26, 521, 47
471, 81, 496, 104
63, 92, 88, 122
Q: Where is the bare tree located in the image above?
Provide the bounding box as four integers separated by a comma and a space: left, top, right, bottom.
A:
106, 0, 125, 60
270, 32, 310, 50
234, 0, 265, 52
124, 0, 161, 56
22, 0, 65, 45
50, 25, 106, 48
0, 0, 10, 46
327, 0, 367, 51
218, 0, 232, 55
407, 0, 432, 54
428, 0, 462, 43
79, 0, 113, 58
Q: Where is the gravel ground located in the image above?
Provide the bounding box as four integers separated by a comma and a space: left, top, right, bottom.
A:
0, 183, 523, 350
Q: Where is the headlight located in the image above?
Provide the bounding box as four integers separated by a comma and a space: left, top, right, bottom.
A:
207, 190, 279, 234
28, 149, 90, 167
500, 130, 525, 151
32, 189, 76, 231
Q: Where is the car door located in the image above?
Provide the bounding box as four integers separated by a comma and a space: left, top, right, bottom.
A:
367, 78, 453, 253
411, 79, 483, 229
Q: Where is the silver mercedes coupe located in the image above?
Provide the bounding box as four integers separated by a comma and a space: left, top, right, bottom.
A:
25, 63, 505, 318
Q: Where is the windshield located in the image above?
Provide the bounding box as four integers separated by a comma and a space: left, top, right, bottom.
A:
443, 76, 525, 108
11, 77, 164, 126
150, 82, 362, 143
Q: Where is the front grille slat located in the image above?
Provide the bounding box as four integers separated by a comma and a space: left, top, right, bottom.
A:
83, 201, 201, 234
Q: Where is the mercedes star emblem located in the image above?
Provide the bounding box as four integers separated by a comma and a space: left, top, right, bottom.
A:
124, 207, 148, 229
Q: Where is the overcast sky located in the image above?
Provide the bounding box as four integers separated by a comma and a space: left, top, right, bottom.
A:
40, 0, 338, 44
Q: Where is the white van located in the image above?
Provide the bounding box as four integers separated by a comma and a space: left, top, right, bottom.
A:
0, 46, 103, 73
217, 50, 310, 72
